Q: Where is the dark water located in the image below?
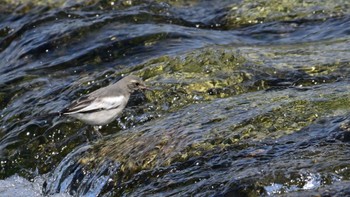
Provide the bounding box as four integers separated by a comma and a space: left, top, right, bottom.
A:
1, 0, 350, 196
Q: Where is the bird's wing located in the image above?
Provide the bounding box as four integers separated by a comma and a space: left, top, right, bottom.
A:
63, 96, 125, 114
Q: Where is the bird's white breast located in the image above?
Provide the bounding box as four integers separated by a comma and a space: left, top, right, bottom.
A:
89, 96, 126, 110
101, 96, 125, 108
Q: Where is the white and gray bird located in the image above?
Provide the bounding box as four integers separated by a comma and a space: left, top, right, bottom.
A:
63, 75, 148, 127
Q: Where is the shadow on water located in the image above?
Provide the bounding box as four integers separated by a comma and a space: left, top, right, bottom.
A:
0, 0, 350, 196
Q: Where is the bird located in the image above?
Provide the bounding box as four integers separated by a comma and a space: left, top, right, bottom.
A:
62, 75, 148, 135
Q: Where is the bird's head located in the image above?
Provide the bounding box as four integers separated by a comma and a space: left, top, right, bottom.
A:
123, 75, 148, 92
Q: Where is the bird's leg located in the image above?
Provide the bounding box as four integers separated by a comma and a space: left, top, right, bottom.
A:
93, 125, 103, 138
117, 118, 127, 130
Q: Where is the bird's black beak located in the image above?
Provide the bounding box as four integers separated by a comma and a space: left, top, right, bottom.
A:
140, 84, 153, 92
140, 85, 150, 91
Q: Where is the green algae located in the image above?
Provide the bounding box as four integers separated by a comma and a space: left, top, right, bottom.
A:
134, 49, 251, 110
224, 0, 350, 28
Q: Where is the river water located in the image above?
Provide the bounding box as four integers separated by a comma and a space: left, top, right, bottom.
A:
1, 0, 350, 196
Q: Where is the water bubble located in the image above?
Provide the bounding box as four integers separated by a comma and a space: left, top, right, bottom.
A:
61, 146, 67, 152
193, 95, 202, 101
124, 0, 132, 6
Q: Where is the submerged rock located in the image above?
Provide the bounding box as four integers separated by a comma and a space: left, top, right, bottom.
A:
45, 80, 350, 196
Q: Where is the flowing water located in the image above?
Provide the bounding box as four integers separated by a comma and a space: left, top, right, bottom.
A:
1, 0, 350, 196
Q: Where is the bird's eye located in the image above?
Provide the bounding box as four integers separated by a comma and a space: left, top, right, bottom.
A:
135, 82, 140, 86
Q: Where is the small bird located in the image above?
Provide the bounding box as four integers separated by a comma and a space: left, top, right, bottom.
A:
62, 75, 148, 132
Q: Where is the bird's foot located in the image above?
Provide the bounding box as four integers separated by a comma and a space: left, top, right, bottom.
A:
93, 125, 103, 138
